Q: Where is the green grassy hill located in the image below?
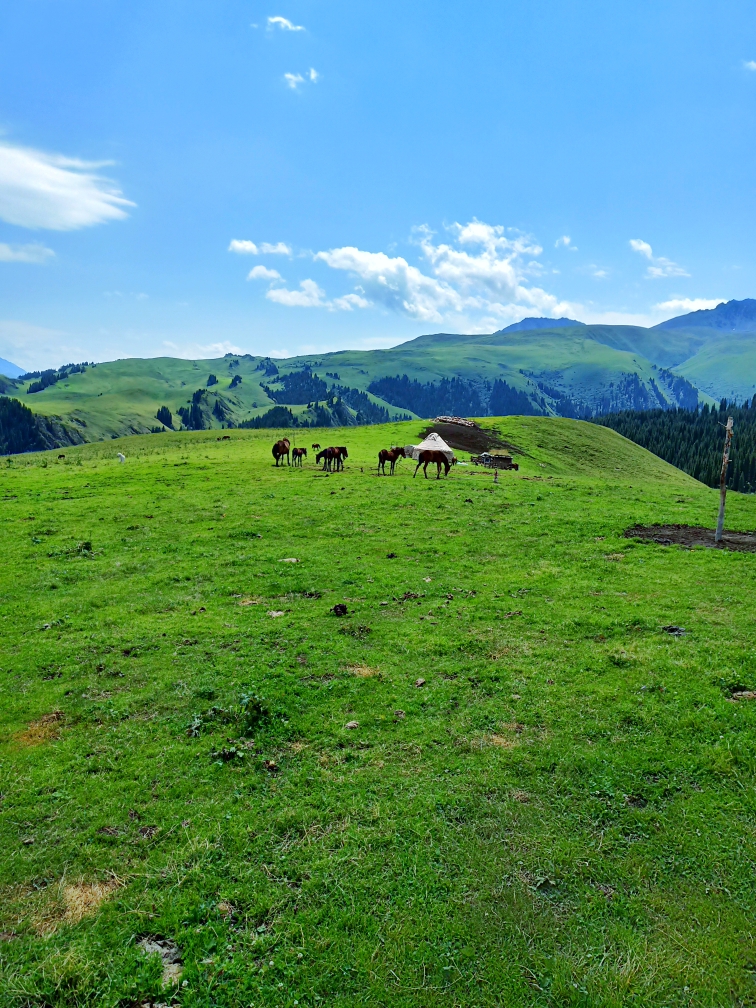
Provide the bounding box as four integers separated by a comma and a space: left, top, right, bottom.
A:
2, 326, 717, 450
3, 417, 756, 1006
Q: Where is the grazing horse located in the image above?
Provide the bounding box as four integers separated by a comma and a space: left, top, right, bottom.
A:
333, 446, 348, 471
413, 450, 450, 480
316, 447, 337, 470
378, 446, 405, 475
311, 443, 321, 450
292, 447, 307, 466
272, 438, 291, 466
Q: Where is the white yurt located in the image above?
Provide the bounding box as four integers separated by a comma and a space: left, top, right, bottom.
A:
404, 431, 455, 462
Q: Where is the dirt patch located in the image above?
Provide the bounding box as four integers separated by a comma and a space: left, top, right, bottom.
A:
15, 711, 64, 747
418, 422, 525, 456
625, 524, 756, 553
25, 879, 119, 935
487, 734, 518, 748
348, 664, 381, 678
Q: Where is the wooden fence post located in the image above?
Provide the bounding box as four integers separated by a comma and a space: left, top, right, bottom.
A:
715, 416, 734, 543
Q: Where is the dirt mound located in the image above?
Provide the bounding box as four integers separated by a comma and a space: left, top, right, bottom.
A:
625, 524, 756, 553
418, 421, 524, 455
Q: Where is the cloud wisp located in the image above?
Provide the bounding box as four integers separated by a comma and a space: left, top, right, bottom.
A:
629, 238, 689, 278
744, 60, 756, 71
228, 239, 291, 255
555, 235, 578, 251
284, 68, 319, 90
0, 242, 54, 264
0, 142, 134, 231
653, 297, 723, 314
267, 16, 305, 31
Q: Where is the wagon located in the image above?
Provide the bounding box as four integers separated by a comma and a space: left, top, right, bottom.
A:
470, 452, 519, 470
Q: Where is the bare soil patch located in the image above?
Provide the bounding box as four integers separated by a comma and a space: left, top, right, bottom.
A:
418, 421, 524, 456
15, 711, 64, 747
625, 524, 756, 553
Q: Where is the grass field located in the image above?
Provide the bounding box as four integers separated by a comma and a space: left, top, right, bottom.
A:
2, 417, 756, 1008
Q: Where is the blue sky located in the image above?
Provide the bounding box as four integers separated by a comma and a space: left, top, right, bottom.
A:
1, 0, 756, 369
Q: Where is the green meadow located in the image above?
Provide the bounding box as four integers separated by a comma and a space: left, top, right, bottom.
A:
2, 417, 756, 1008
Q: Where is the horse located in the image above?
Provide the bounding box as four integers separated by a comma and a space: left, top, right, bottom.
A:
413, 450, 450, 479
378, 446, 405, 475
292, 447, 307, 467
333, 446, 348, 471
312, 443, 321, 450
272, 438, 291, 466
316, 447, 337, 470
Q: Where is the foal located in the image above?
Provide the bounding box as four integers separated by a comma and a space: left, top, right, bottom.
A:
378, 446, 405, 475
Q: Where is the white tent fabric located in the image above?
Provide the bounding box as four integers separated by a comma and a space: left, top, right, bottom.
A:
405, 432, 455, 461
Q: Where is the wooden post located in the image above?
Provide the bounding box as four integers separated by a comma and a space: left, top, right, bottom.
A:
715, 416, 734, 543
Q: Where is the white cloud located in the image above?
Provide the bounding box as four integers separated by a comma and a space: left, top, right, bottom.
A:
162, 339, 246, 359
654, 297, 724, 314
316, 245, 464, 321
284, 69, 318, 89
229, 239, 258, 254
229, 239, 290, 255
0, 242, 54, 264
332, 293, 370, 310
266, 279, 326, 307
629, 238, 653, 259
629, 238, 689, 278
0, 142, 134, 231
744, 60, 756, 71
268, 16, 304, 31
555, 235, 577, 251
247, 265, 282, 281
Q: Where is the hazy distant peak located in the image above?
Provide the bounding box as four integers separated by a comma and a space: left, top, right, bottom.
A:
496, 316, 586, 333
654, 298, 756, 332
0, 357, 24, 379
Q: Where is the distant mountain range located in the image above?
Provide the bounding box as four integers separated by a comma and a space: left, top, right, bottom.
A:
0, 357, 24, 379
498, 316, 586, 332
2, 299, 756, 451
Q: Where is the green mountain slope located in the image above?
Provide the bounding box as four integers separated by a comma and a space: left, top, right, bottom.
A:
1, 324, 718, 451
6, 297, 756, 454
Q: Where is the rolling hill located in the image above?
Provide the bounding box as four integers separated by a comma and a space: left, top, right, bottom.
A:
4, 298, 756, 453
2, 417, 756, 1006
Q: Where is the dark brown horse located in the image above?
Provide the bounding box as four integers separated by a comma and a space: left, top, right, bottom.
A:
333, 446, 348, 471
316, 447, 337, 470
378, 446, 405, 475
292, 447, 307, 466
272, 438, 291, 466
312, 443, 321, 450
413, 450, 450, 479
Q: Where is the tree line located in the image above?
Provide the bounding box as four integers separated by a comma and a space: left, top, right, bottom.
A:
592, 400, 756, 491
366, 374, 538, 418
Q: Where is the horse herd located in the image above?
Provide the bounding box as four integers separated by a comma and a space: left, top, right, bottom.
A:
271, 438, 452, 478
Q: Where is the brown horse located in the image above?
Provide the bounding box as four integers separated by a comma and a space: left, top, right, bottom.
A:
292, 447, 307, 466
333, 446, 348, 471
378, 446, 405, 475
312, 443, 321, 450
316, 447, 336, 470
413, 450, 450, 479
272, 438, 291, 466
